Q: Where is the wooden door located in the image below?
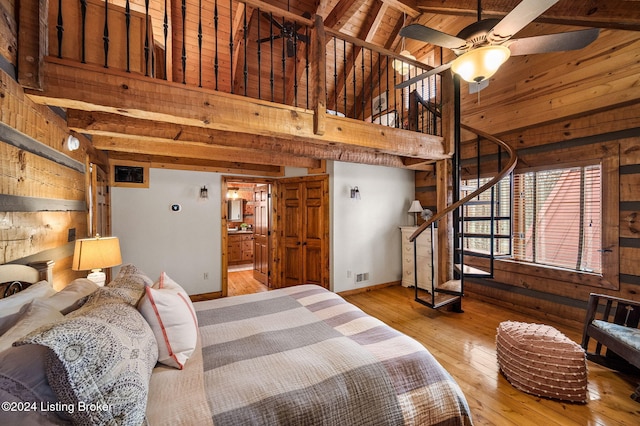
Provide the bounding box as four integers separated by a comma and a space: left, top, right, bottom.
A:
253, 184, 270, 285
278, 175, 329, 289
90, 163, 110, 238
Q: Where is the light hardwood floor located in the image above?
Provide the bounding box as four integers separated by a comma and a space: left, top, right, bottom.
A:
227, 273, 640, 425
344, 286, 640, 426
227, 269, 269, 296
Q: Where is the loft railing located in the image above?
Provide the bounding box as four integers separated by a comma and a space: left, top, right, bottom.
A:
46, 0, 441, 136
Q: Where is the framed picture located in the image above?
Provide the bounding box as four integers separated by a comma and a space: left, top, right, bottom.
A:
110, 161, 149, 188
372, 92, 387, 115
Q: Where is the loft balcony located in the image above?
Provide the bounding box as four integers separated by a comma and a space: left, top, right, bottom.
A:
18, 0, 453, 174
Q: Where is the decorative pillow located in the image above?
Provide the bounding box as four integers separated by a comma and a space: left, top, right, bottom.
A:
44, 278, 98, 315
154, 272, 198, 326
0, 344, 65, 425
105, 264, 153, 306
0, 281, 56, 332
17, 301, 158, 425
140, 275, 198, 369
0, 300, 64, 352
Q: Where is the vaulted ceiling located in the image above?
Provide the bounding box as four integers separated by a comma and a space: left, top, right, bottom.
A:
30, 0, 640, 174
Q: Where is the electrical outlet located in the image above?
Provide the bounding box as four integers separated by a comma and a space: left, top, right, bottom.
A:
204, 272, 209, 280
67, 228, 76, 242
346, 270, 352, 278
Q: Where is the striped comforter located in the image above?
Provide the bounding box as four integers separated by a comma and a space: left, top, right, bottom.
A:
195, 285, 473, 426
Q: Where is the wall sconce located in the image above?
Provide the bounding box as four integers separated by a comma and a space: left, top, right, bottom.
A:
350, 186, 361, 200
227, 187, 240, 199
199, 186, 208, 199
66, 135, 80, 151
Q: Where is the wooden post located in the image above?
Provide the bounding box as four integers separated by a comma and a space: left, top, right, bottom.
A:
310, 15, 326, 136
17, 0, 48, 90
436, 158, 453, 283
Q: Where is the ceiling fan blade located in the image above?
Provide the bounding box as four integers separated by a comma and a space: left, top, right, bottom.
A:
257, 35, 283, 44
295, 33, 310, 44
286, 39, 295, 57
395, 63, 452, 90
508, 28, 600, 56
261, 11, 284, 30
489, 0, 559, 42
400, 24, 467, 50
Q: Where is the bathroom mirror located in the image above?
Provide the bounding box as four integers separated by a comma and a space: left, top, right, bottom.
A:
228, 199, 243, 221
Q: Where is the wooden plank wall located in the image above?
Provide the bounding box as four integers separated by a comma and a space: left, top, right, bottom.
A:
416, 104, 640, 329
0, 6, 90, 288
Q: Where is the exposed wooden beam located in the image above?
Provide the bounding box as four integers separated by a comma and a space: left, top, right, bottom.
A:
416, 0, 640, 31
66, 110, 412, 168
17, 0, 47, 89
92, 135, 320, 169
366, 2, 389, 44
324, 0, 367, 30
29, 58, 446, 160
108, 151, 284, 176
381, 0, 420, 18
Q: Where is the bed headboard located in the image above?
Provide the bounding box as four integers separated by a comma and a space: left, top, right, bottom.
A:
0, 262, 54, 298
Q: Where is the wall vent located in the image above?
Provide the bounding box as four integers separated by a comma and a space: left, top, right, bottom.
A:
355, 272, 369, 283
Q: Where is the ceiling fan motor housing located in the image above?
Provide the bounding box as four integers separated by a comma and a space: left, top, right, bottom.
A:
454, 19, 502, 55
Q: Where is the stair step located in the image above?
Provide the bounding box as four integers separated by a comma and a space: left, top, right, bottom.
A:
435, 279, 461, 293
457, 233, 511, 239
455, 264, 492, 277
456, 248, 493, 258
433, 294, 461, 309
461, 216, 511, 222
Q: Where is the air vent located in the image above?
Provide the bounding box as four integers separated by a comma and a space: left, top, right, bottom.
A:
355, 272, 370, 284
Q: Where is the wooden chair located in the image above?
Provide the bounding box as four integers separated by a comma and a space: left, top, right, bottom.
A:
581, 293, 640, 401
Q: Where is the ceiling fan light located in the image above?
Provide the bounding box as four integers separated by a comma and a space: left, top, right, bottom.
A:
451, 45, 511, 83
392, 50, 416, 75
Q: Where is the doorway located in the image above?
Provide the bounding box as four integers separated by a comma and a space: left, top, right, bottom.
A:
222, 177, 273, 297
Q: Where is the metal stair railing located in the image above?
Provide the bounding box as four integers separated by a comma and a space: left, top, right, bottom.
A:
409, 91, 517, 310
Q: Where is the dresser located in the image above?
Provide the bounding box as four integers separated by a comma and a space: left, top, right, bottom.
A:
400, 226, 436, 290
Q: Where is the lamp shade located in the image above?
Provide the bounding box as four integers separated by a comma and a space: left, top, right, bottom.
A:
408, 200, 423, 213
392, 50, 416, 76
451, 45, 511, 83
72, 236, 122, 271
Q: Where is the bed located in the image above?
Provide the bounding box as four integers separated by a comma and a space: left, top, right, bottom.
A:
0, 263, 473, 425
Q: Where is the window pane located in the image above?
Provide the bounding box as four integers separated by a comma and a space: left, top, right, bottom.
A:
513, 165, 601, 273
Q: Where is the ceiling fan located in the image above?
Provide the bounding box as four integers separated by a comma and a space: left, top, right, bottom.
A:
257, 12, 311, 57
396, 0, 600, 89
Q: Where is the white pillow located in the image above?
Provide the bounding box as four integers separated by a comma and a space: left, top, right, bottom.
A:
0, 281, 55, 329
153, 272, 198, 326
44, 278, 98, 314
138, 285, 198, 369
0, 300, 64, 352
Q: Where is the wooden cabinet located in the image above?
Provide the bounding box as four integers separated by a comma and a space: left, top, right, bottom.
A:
400, 226, 436, 290
228, 233, 254, 265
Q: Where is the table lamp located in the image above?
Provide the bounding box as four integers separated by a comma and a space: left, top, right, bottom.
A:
408, 200, 423, 226
72, 235, 122, 286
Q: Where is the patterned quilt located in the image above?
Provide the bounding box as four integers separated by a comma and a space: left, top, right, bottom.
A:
195, 285, 473, 426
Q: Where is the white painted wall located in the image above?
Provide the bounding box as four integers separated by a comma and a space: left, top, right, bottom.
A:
112, 168, 221, 294
111, 163, 415, 295
330, 161, 415, 293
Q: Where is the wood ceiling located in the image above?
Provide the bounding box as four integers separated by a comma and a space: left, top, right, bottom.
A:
30, 1, 640, 174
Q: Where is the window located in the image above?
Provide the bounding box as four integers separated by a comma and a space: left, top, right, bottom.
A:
461, 142, 618, 289
513, 165, 602, 273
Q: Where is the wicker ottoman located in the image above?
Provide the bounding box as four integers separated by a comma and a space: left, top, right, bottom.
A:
496, 321, 588, 403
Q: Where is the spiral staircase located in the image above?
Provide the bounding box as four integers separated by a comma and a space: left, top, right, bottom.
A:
408, 82, 518, 312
